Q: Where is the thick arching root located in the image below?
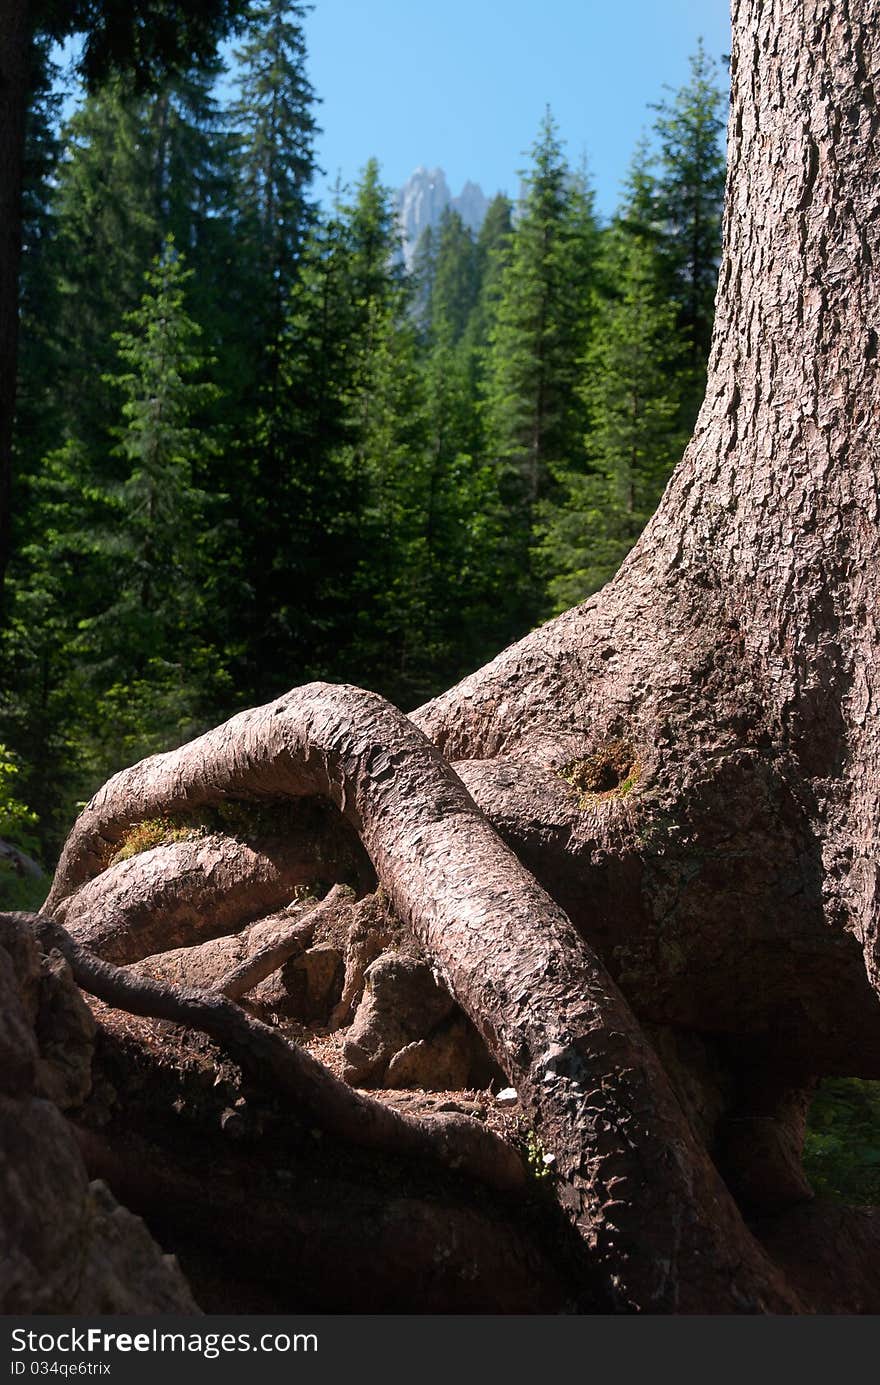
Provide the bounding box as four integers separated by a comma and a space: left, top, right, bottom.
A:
46, 681, 802, 1312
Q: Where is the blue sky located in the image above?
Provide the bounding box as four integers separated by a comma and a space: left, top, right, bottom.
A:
304, 0, 732, 217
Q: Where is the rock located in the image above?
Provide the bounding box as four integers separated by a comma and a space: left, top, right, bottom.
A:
395, 167, 490, 269
252, 943, 344, 1024
343, 952, 499, 1090
34, 949, 96, 1109
0, 944, 39, 1096
343, 953, 455, 1085
495, 1087, 519, 1106
385, 1016, 493, 1091
0, 912, 199, 1313
294, 943, 345, 1023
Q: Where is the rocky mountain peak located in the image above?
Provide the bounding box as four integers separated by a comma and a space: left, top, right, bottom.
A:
396, 167, 491, 269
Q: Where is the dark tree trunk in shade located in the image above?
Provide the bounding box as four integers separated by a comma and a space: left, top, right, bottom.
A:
0, 0, 31, 609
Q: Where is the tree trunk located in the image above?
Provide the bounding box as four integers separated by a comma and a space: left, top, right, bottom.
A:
0, 0, 31, 609
415, 0, 880, 1068
39, 0, 880, 1313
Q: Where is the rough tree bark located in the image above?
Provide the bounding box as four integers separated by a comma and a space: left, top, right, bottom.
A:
34, 0, 880, 1313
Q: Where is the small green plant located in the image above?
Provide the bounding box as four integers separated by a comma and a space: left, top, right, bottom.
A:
522, 1127, 555, 1182
110, 817, 200, 864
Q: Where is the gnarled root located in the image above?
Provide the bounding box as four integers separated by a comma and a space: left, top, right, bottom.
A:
45, 682, 803, 1312
49, 800, 372, 966
31, 913, 526, 1197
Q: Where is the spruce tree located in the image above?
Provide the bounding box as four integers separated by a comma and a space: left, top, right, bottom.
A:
652, 39, 727, 376
1, 240, 229, 839
430, 208, 480, 348
230, 0, 318, 335
48, 66, 234, 451
483, 112, 598, 626
16, 38, 63, 474
410, 223, 437, 341
485, 112, 598, 506
537, 159, 689, 612
464, 192, 513, 357
73, 239, 229, 776
240, 197, 363, 696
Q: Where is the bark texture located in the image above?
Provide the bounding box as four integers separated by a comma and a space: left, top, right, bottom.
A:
413, 0, 880, 1074
51, 804, 370, 965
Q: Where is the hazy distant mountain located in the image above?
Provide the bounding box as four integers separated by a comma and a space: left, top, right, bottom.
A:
396, 167, 491, 268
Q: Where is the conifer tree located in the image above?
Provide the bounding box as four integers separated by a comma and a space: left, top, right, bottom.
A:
48, 66, 234, 450
464, 192, 513, 357
230, 0, 318, 336
14, 40, 64, 487
652, 39, 727, 376
410, 222, 437, 340
239, 197, 363, 695
2, 240, 229, 838
485, 112, 598, 507
537, 153, 689, 612
483, 112, 598, 626
430, 208, 480, 349
72, 239, 229, 774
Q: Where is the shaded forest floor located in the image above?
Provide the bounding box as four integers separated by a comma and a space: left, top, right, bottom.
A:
69, 992, 880, 1314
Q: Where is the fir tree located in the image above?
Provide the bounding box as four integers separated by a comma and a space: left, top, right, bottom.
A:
537, 164, 689, 612
73, 239, 229, 773
230, 0, 319, 325
410, 222, 437, 340
485, 111, 598, 507
482, 112, 598, 626
464, 192, 513, 357
48, 66, 235, 450
430, 208, 480, 349
15, 39, 64, 481
652, 39, 727, 373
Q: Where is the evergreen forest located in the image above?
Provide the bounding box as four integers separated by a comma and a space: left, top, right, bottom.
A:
1, 2, 727, 873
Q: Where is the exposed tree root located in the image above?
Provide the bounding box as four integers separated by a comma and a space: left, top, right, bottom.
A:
750, 1200, 880, 1315
44, 683, 802, 1311
76, 1123, 570, 1313
30, 913, 526, 1197
71, 1009, 579, 1317
127, 905, 317, 995
216, 885, 354, 999
49, 800, 373, 966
